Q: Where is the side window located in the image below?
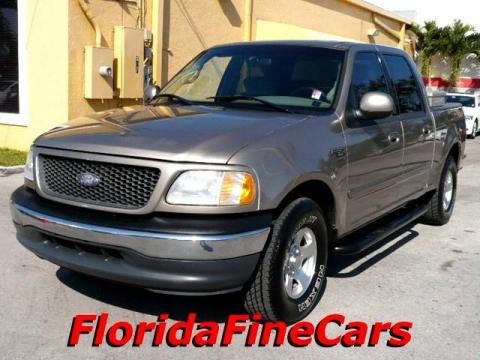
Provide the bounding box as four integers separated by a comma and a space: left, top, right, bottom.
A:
349, 52, 388, 110
383, 55, 423, 113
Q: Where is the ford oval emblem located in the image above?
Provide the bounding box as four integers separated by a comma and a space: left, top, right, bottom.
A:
76, 172, 101, 187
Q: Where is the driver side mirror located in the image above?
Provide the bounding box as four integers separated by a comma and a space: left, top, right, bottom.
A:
358, 92, 394, 120
144, 85, 161, 103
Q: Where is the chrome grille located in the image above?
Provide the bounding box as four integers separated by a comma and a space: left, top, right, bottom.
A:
38, 155, 160, 209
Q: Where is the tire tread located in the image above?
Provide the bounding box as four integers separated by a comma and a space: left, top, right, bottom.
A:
244, 198, 314, 321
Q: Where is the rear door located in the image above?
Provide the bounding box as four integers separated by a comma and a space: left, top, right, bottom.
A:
381, 53, 435, 200
344, 52, 404, 229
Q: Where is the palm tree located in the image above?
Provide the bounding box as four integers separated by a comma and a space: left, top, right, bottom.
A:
442, 20, 480, 90
411, 21, 444, 90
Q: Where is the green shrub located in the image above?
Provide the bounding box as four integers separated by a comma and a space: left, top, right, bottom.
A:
0, 148, 28, 167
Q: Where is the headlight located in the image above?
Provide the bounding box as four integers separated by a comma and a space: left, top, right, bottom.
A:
24, 149, 34, 181
166, 170, 256, 206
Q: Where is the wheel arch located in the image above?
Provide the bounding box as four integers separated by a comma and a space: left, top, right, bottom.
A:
447, 141, 461, 167
274, 179, 337, 239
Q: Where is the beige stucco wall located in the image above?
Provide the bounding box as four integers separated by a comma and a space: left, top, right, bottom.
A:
252, 0, 402, 46
0, 0, 409, 151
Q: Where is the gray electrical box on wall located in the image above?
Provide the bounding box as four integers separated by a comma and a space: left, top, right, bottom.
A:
114, 26, 145, 99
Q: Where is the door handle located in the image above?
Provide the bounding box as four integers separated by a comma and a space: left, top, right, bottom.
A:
388, 133, 401, 144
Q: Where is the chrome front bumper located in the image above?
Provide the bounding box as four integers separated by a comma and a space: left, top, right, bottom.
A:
10, 186, 271, 294
10, 202, 271, 261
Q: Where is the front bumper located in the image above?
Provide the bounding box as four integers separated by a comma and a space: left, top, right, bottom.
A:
10, 187, 272, 294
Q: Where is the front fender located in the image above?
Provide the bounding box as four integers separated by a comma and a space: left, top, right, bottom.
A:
228, 114, 348, 233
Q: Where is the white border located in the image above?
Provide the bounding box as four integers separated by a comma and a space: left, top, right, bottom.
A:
0, 0, 28, 126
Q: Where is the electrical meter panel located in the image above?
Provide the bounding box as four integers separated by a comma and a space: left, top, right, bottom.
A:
84, 46, 114, 99
114, 26, 144, 99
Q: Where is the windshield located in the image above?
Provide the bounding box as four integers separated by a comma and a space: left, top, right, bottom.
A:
160, 45, 345, 112
446, 95, 475, 108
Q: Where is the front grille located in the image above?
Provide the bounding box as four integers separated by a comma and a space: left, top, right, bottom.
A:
38, 155, 160, 209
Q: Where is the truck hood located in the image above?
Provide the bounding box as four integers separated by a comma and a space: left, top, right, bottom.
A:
35, 104, 308, 164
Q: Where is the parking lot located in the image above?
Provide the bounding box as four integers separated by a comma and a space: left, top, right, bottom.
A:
1, 141, 479, 360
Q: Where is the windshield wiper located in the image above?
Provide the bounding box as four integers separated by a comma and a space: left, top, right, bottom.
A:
207, 95, 292, 113
151, 93, 193, 106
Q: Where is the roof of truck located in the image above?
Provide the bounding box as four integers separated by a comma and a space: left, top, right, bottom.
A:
210, 40, 404, 53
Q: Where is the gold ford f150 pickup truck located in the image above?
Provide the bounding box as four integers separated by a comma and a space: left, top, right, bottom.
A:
11, 41, 466, 324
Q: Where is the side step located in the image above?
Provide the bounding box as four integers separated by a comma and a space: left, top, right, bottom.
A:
334, 204, 428, 256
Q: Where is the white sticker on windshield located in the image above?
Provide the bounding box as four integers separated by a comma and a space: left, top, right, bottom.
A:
311, 89, 322, 100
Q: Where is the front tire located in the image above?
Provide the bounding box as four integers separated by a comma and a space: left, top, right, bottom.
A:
243, 198, 328, 324
421, 156, 457, 225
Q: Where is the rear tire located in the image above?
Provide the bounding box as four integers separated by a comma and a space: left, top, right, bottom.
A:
421, 156, 457, 225
243, 198, 328, 324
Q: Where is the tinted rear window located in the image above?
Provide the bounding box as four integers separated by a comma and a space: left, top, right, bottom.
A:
383, 55, 423, 113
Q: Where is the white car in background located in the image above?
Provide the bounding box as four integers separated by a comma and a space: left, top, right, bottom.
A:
446, 92, 480, 138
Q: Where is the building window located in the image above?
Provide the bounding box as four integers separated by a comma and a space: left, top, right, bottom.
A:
0, 0, 27, 125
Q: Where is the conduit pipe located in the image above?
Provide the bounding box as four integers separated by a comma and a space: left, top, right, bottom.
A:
77, 0, 103, 47
243, 0, 253, 41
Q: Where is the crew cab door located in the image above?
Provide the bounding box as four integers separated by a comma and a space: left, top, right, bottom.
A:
381, 53, 435, 199
344, 52, 404, 229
